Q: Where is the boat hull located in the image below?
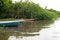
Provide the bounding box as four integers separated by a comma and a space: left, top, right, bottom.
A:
0, 20, 24, 27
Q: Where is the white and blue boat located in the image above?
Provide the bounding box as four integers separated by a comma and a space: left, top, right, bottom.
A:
0, 19, 25, 27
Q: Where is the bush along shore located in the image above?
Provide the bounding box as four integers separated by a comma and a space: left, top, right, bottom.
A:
0, 0, 60, 20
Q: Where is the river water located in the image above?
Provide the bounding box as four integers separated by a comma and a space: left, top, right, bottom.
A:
8, 18, 60, 40
1, 18, 60, 40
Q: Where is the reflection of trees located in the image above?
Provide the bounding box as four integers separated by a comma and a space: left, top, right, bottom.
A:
16, 33, 39, 37
4, 20, 54, 33
18, 20, 54, 32
0, 20, 55, 40
0, 31, 39, 40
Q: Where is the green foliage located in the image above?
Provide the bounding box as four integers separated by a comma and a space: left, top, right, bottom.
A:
47, 9, 60, 17
0, 0, 59, 20
0, 0, 12, 18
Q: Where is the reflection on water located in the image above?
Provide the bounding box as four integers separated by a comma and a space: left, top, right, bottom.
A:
8, 18, 60, 40
0, 19, 56, 40
39, 18, 60, 40
4, 20, 54, 32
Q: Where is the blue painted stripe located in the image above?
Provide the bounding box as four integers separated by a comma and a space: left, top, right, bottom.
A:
0, 21, 23, 27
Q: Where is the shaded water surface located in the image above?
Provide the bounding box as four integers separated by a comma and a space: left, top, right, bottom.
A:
0, 18, 60, 40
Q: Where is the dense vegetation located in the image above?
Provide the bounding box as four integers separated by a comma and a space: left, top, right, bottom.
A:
47, 9, 60, 17
0, 0, 59, 20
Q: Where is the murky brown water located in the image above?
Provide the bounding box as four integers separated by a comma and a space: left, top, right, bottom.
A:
0, 18, 60, 40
